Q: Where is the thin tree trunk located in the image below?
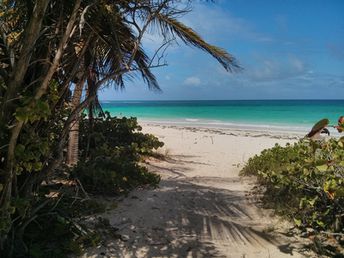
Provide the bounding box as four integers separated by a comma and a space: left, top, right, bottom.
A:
67, 78, 85, 166
0, 1, 49, 247
1, 0, 82, 213
1, 0, 82, 202
85, 104, 93, 158
1, 1, 50, 121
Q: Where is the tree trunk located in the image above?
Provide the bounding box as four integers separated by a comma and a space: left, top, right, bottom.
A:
0, 2, 50, 248
66, 78, 85, 166
1, 1, 49, 121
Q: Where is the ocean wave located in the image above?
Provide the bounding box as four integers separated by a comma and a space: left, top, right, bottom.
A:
101, 101, 144, 104
185, 118, 200, 122
120, 101, 143, 104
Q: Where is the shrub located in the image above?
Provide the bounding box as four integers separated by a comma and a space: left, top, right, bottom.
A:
241, 138, 344, 254
73, 113, 163, 195
72, 155, 160, 195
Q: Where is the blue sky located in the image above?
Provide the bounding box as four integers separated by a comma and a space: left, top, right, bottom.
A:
99, 0, 344, 100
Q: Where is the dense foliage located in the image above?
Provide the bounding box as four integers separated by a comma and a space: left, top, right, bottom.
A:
73, 114, 163, 195
0, 0, 238, 256
15, 197, 105, 258
1, 114, 164, 257
241, 138, 344, 255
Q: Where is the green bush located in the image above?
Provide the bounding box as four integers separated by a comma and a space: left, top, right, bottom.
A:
241, 138, 344, 252
22, 211, 97, 258
72, 155, 160, 195
7, 114, 163, 257
4, 195, 105, 258
79, 112, 164, 158
73, 113, 163, 195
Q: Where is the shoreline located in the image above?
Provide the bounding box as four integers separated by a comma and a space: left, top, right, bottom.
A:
140, 120, 306, 140
135, 118, 312, 133
139, 119, 342, 140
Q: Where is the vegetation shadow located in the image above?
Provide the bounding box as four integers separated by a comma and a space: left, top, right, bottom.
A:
82, 176, 302, 257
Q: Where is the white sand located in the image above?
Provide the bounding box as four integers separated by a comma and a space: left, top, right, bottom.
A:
81, 124, 313, 258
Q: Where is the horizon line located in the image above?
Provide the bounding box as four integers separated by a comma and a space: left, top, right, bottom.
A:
100, 99, 344, 102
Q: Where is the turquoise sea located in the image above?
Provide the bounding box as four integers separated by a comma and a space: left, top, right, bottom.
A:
101, 100, 344, 131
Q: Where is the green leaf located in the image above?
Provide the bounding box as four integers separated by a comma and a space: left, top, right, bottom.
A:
299, 197, 307, 209
8, 206, 16, 214
15, 144, 25, 157
36, 100, 51, 115
24, 162, 33, 172
294, 218, 302, 227
15, 107, 29, 122
316, 164, 328, 172
335, 188, 344, 197
15, 166, 23, 175
38, 141, 49, 155
303, 168, 309, 175
33, 162, 43, 171
316, 220, 325, 227
0, 184, 3, 192
304, 158, 313, 163
308, 197, 318, 207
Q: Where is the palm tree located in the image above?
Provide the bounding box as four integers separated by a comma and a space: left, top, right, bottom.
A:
64, 0, 240, 166
0, 1, 241, 249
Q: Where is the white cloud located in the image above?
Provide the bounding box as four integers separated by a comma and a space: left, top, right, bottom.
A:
246, 56, 307, 82
183, 76, 201, 86
289, 56, 305, 72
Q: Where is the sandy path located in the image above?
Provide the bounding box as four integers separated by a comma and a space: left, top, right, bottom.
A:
82, 125, 309, 258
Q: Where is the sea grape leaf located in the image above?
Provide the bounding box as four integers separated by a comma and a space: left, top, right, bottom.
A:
316, 164, 328, 172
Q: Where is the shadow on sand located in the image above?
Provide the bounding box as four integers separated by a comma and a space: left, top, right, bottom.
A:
81, 155, 305, 258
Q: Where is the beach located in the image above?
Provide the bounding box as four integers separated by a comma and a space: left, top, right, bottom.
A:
2, 1, 343, 257
82, 123, 313, 258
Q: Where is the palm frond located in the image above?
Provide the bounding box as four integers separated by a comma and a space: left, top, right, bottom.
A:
152, 13, 241, 72
133, 47, 160, 91
84, 3, 160, 91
